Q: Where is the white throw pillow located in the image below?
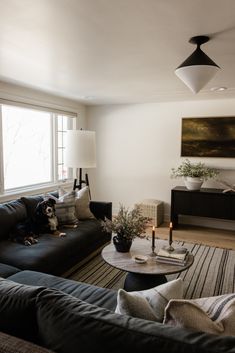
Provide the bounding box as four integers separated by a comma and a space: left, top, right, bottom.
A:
75, 186, 95, 220
164, 293, 235, 336
115, 278, 183, 322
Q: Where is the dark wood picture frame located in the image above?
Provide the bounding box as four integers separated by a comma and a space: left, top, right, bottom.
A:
181, 117, 235, 158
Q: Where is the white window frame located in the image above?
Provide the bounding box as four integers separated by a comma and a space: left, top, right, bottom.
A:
0, 102, 77, 201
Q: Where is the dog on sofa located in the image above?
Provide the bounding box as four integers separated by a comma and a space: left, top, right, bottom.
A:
9, 198, 66, 246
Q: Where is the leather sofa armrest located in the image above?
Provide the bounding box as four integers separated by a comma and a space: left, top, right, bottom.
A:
89, 201, 112, 221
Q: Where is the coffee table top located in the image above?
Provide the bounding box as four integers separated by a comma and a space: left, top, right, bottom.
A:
102, 237, 194, 275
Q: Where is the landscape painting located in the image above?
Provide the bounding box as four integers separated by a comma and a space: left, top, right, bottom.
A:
181, 117, 235, 157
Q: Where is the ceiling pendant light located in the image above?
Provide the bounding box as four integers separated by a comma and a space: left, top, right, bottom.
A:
175, 35, 220, 93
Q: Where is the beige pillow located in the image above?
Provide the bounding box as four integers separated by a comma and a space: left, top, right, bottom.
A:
75, 186, 95, 220
115, 278, 183, 322
164, 293, 235, 336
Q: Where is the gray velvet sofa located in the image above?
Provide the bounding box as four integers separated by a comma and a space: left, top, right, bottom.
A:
0, 263, 235, 353
0, 193, 112, 275
0, 194, 234, 353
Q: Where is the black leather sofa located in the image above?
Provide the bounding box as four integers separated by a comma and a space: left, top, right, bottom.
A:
0, 263, 235, 353
0, 193, 112, 275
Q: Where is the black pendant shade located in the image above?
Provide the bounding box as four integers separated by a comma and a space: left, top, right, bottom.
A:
175, 36, 220, 93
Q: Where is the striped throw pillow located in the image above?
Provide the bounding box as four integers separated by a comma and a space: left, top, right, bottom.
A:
54, 191, 78, 225
164, 293, 235, 335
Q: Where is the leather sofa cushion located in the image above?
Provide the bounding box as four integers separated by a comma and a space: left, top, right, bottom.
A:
36, 288, 235, 353
0, 200, 27, 240
8, 270, 117, 311
0, 278, 46, 343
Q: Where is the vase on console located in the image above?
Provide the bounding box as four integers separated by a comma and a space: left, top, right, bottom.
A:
184, 177, 203, 191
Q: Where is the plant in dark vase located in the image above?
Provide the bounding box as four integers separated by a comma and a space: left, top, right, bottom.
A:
101, 204, 149, 252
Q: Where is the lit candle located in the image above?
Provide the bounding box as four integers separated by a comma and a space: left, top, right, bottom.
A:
152, 226, 155, 248
169, 222, 173, 245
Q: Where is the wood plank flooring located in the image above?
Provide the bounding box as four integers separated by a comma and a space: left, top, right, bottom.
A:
145, 223, 235, 250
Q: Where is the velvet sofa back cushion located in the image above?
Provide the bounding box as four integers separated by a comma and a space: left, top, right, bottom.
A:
0, 278, 46, 343
21, 195, 44, 218
21, 192, 59, 219
0, 200, 27, 240
36, 289, 235, 353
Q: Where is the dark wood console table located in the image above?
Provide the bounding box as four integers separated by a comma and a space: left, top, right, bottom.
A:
171, 186, 235, 228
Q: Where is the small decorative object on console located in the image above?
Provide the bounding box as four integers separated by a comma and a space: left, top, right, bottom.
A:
217, 179, 235, 193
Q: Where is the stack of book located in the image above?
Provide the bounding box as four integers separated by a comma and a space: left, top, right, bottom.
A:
156, 246, 188, 266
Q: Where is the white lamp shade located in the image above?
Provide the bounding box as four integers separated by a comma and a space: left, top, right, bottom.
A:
175, 65, 220, 93
65, 130, 96, 168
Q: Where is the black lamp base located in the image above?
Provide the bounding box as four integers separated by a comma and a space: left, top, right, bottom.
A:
73, 168, 91, 199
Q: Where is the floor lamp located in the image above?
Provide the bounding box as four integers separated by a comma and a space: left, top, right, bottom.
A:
65, 130, 96, 199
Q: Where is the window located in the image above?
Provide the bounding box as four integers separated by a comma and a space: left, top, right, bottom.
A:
0, 103, 76, 193
57, 114, 72, 181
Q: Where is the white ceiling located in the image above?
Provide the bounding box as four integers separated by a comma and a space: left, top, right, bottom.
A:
0, 0, 235, 105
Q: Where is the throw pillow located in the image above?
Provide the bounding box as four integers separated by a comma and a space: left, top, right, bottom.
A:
75, 186, 95, 220
164, 293, 235, 336
115, 278, 183, 322
44, 191, 78, 225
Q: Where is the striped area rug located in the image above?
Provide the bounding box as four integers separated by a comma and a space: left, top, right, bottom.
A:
63, 242, 235, 299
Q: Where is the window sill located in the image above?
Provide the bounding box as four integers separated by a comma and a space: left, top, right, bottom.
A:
0, 181, 74, 203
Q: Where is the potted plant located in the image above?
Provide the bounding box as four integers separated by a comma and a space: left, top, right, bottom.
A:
101, 204, 149, 252
171, 159, 219, 190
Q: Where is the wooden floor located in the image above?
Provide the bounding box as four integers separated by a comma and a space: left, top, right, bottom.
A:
146, 223, 235, 250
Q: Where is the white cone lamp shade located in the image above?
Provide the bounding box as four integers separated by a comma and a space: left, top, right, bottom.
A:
175, 36, 220, 93
65, 130, 96, 168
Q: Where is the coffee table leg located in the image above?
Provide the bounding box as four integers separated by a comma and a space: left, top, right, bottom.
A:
124, 273, 167, 291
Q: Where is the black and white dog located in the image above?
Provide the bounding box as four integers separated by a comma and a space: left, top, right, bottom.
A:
10, 198, 65, 246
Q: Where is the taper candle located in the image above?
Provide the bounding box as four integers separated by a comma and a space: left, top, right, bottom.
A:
152, 226, 155, 248
169, 222, 173, 245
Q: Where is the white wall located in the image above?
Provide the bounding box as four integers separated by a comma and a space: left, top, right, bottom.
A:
87, 98, 235, 230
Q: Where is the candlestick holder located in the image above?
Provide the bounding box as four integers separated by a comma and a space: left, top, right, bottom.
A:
149, 225, 157, 257
166, 222, 174, 252
165, 243, 174, 252
149, 245, 157, 257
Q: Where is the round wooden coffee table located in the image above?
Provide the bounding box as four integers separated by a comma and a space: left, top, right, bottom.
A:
102, 237, 194, 291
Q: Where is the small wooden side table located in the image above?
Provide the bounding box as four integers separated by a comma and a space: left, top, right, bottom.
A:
102, 237, 194, 291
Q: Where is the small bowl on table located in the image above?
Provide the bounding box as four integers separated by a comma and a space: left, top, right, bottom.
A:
132, 255, 148, 264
